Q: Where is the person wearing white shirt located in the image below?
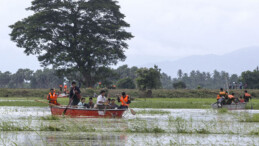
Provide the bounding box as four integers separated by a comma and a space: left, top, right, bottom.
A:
96, 90, 107, 109
78, 98, 86, 108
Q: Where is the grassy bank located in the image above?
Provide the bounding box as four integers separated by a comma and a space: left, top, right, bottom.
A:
0, 97, 258, 109
0, 88, 258, 98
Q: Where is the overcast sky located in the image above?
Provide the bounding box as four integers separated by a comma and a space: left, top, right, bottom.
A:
1, 0, 259, 73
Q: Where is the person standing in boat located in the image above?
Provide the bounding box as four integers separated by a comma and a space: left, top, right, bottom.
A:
69, 81, 81, 106
117, 92, 131, 109
47, 88, 60, 105
96, 90, 108, 109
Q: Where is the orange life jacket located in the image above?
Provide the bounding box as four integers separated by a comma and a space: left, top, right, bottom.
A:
217, 95, 221, 100
47, 92, 57, 101
219, 92, 226, 97
244, 93, 251, 98
64, 85, 67, 89
120, 95, 129, 106
228, 95, 234, 99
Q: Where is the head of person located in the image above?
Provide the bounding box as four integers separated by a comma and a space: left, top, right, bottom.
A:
50, 88, 54, 94
72, 81, 76, 88
100, 90, 106, 96
122, 92, 126, 97
240, 96, 243, 99
220, 88, 223, 91
245, 90, 248, 93
108, 98, 111, 103
111, 99, 116, 104
232, 93, 235, 96
81, 98, 85, 103
89, 97, 93, 103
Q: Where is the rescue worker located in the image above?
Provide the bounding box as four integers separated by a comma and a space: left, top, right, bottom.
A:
69, 81, 81, 106
64, 84, 67, 94
117, 92, 131, 109
226, 93, 235, 105
244, 90, 252, 102
59, 84, 63, 92
217, 88, 227, 107
47, 88, 60, 105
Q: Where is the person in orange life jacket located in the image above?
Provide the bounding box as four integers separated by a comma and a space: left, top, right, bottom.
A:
69, 81, 81, 106
243, 90, 252, 102
47, 88, 60, 105
226, 93, 235, 105
117, 92, 131, 109
217, 88, 227, 107
64, 85, 67, 93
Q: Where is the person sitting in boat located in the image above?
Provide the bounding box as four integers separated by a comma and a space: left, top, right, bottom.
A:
109, 99, 119, 109
86, 97, 95, 109
47, 88, 60, 105
96, 90, 108, 109
117, 92, 131, 109
226, 93, 235, 104
244, 90, 252, 102
69, 81, 81, 106
78, 98, 86, 108
217, 88, 227, 107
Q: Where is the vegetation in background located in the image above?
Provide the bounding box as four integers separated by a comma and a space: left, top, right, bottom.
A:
173, 81, 187, 89
10, 0, 133, 87
136, 65, 162, 91
241, 68, 259, 89
117, 77, 136, 89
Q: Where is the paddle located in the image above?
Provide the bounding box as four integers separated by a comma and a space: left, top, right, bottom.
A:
63, 94, 75, 116
120, 96, 136, 115
34, 100, 59, 107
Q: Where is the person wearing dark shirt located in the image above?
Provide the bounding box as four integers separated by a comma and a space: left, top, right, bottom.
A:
69, 81, 81, 106
109, 99, 119, 109
85, 97, 95, 109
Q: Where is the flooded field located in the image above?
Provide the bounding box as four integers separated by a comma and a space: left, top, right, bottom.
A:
0, 105, 259, 145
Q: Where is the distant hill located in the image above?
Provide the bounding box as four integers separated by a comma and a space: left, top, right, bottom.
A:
144, 46, 259, 77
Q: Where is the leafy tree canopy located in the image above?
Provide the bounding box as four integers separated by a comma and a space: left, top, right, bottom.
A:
10, 0, 133, 87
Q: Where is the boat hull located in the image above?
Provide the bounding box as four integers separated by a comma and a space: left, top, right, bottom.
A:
50, 106, 126, 118
211, 103, 246, 110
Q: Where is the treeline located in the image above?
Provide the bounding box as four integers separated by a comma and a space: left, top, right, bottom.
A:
0, 65, 259, 89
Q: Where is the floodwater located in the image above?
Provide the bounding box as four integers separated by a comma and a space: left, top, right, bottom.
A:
0, 106, 259, 146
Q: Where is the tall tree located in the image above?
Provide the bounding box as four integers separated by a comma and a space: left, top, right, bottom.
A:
10, 0, 133, 87
136, 66, 161, 90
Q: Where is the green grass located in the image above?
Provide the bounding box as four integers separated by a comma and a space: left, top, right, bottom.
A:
137, 110, 170, 115
240, 113, 259, 122
40, 115, 60, 121
0, 97, 259, 109
218, 108, 228, 114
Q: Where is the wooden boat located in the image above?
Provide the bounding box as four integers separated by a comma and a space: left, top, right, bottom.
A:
211, 102, 246, 110
50, 106, 126, 118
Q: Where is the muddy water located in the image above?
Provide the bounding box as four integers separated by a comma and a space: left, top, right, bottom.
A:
0, 107, 259, 146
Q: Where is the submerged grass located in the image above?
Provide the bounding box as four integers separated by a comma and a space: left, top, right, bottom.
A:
217, 108, 228, 114
126, 126, 166, 134
137, 110, 170, 115
40, 115, 60, 121
240, 113, 259, 122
